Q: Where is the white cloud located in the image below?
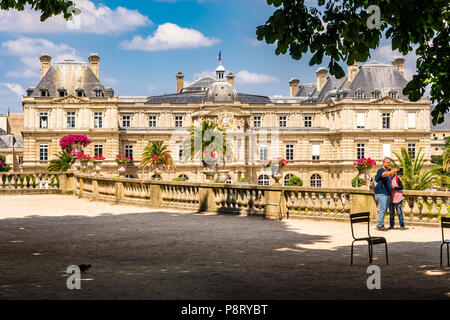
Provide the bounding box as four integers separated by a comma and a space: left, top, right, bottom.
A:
244, 38, 263, 47
0, 0, 151, 34
235, 70, 279, 84
1, 83, 25, 97
120, 23, 220, 51
2, 37, 81, 79
102, 77, 119, 86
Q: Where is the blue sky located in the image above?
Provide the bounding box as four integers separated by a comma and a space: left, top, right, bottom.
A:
0, 0, 417, 114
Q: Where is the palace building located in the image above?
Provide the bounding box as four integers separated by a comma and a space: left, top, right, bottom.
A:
19, 53, 432, 188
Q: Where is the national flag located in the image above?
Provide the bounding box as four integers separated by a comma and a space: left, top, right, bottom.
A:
218, 50, 222, 62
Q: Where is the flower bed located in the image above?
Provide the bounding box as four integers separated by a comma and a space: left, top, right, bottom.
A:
353, 157, 376, 169
70, 152, 91, 161
60, 135, 92, 151
148, 154, 170, 167
116, 154, 132, 167
91, 155, 105, 163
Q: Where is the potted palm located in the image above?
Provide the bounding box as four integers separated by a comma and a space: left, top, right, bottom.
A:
141, 141, 174, 180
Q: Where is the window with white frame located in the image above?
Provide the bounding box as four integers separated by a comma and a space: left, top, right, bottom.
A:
310, 174, 322, 188
39, 112, 48, 129
408, 113, 416, 128
279, 116, 287, 128
258, 175, 270, 186
94, 144, 103, 157
67, 112, 75, 129
389, 92, 398, 98
94, 89, 104, 97
39, 144, 48, 161
382, 113, 390, 129
122, 115, 131, 128
175, 116, 183, 127
149, 115, 157, 127
260, 145, 268, 161
94, 112, 103, 129
124, 145, 133, 160
178, 144, 184, 161
304, 116, 312, 128
357, 143, 365, 159
312, 144, 320, 161
357, 113, 365, 129
372, 92, 380, 98
18, 156, 23, 165
253, 116, 261, 128
356, 92, 365, 98
382, 143, 391, 158
408, 143, 416, 159
284, 174, 293, 186
286, 144, 294, 161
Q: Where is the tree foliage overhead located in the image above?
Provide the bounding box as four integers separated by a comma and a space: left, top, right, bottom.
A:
256, 0, 449, 124
0, 0, 76, 21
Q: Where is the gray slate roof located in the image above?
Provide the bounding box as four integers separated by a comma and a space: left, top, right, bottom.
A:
29, 60, 108, 97
0, 134, 22, 148
181, 76, 215, 93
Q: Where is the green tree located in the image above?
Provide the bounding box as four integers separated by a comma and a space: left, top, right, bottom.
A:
0, 0, 77, 21
256, 0, 450, 125
391, 147, 439, 190
47, 151, 73, 172
141, 141, 174, 168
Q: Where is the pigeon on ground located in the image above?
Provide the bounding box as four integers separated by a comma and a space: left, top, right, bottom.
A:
78, 264, 92, 272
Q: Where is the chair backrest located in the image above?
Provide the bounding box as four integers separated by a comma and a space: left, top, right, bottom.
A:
442, 216, 450, 241
350, 212, 371, 239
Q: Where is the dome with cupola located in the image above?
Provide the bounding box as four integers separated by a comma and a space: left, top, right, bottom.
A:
204, 64, 238, 103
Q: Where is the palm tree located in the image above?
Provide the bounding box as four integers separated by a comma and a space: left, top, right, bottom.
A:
47, 151, 73, 172
442, 138, 450, 171
391, 147, 440, 190
141, 141, 174, 168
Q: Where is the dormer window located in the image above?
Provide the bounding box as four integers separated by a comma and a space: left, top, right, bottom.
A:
389, 92, 398, 98
94, 89, 104, 97
356, 91, 365, 98
372, 91, 381, 98
40, 89, 49, 97
58, 88, 67, 97
76, 89, 85, 97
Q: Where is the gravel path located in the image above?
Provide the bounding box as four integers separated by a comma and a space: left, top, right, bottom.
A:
0, 195, 448, 300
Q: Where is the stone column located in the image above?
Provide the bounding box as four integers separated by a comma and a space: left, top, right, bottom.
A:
198, 185, 217, 213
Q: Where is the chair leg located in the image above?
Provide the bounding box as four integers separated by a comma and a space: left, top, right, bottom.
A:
385, 242, 389, 265
447, 243, 449, 267
351, 242, 354, 266
368, 243, 373, 264
441, 243, 444, 269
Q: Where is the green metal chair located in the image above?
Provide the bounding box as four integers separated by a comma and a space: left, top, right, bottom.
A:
350, 212, 388, 265
440, 217, 450, 268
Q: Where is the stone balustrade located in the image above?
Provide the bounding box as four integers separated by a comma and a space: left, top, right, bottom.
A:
0, 172, 65, 194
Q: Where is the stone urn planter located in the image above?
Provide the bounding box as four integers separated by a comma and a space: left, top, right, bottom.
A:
118, 165, 127, 177
71, 142, 82, 154
152, 164, 164, 180
202, 168, 215, 182
80, 159, 89, 173
217, 169, 230, 183
271, 163, 284, 185
93, 161, 103, 176
357, 166, 372, 185
87, 161, 95, 173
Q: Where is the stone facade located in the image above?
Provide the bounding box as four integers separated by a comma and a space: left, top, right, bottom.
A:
20, 54, 432, 188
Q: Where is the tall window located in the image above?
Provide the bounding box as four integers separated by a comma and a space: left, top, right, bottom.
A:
260, 145, 268, 161
124, 145, 133, 160
357, 144, 365, 159
382, 144, 391, 158
258, 175, 270, 186
408, 143, 416, 159
408, 113, 416, 128
39, 144, 48, 161
382, 113, 390, 129
18, 156, 23, 165
122, 115, 131, 128
175, 116, 183, 128
94, 112, 103, 129
39, 112, 48, 129
310, 174, 322, 188
178, 145, 184, 161
357, 113, 365, 129
149, 116, 157, 127
286, 144, 294, 161
94, 144, 103, 157
253, 116, 261, 128
279, 116, 287, 128
67, 112, 75, 129
304, 116, 312, 128
312, 144, 320, 161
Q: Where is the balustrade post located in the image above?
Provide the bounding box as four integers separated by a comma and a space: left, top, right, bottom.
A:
198, 185, 217, 213
78, 177, 84, 198
350, 192, 377, 218
92, 179, 99, 200
265, 188, 283, 220
115, 181, 124, 201
150, 183, 162, 208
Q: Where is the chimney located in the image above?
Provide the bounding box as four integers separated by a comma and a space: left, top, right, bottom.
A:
88, 53, 100, 79
316, 67, 328, 92
176, 72, 184, 93
40, 54, 52, 80
289, 78, 300, 96
391, 57, 405, 77
347, 61, 360, 82
227, 72, 235, 87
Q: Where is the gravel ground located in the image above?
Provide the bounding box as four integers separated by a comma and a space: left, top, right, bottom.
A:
0, 195, 448, 300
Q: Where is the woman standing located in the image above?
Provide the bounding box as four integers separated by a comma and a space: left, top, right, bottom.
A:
389, 171, 406, 230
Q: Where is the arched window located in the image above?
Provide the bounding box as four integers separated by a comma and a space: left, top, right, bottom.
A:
310, 174, 322, 188
284, 174, 293, 186
258, 175, 270, 186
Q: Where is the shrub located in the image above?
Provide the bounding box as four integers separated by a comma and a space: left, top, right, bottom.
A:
287, 176, 303, 186
352, 175, 363, 188
173, 176, 187, 182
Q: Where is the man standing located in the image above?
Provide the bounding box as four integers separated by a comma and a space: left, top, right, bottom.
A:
374, 158, 399, 231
